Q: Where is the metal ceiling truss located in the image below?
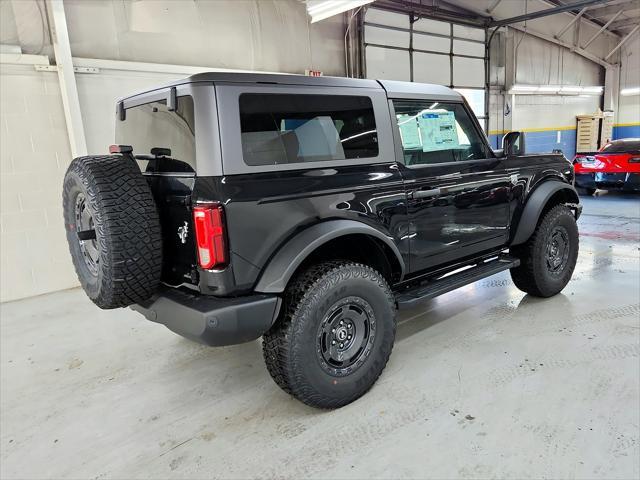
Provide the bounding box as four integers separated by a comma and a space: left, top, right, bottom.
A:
372, 0, 489, 28
488, 0, 610, 28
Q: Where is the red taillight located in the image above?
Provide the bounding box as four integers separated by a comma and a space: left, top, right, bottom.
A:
108, 144, 133, 154
193, 204, 228, 270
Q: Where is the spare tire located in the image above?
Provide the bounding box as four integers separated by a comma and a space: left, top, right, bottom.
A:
63, 155, 163, 309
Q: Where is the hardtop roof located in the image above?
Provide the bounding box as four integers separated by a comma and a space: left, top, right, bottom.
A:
118, 72, 463, 103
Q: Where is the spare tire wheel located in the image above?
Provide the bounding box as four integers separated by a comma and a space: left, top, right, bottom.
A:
62, 155, 163, 309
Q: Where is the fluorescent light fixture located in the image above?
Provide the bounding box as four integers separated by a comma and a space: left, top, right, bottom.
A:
510, 85, 539, 92
621, 87, 640, 96
537, 85, 560, 92
306, 0, 375, 23
508, 84, 604, 95
559, 86, 583, 94
581, 86, 604, 94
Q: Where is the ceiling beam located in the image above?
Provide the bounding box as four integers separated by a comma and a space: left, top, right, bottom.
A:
45, 0, 87, 158
486, 0, 503, 14
374, 0, 489, 27
555, 6, 588, 38
605, 24, 640, 59
609, 16, 640, 30
585, 0, 638, 18
508, 23, 613, 67
582, 10, 622, 48
490, 0, 610, 27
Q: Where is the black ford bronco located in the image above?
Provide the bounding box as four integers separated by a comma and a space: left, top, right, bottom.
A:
63, 73, 581, 408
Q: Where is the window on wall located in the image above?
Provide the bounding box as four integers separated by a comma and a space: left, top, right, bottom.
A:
239, 94, 378, 166
393, 100, 488, 166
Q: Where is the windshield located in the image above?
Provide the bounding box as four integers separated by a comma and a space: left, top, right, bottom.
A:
601, 140, 640, 154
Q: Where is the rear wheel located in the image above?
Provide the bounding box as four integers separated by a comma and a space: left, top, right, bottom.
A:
63, 155, 163, 309
262, 261, 396, 408
510, 204, 579, 297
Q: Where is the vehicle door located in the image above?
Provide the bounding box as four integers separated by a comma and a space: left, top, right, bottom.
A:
390, 98, 511, 274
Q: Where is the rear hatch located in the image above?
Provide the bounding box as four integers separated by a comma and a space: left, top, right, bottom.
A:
115, 95, 199, 287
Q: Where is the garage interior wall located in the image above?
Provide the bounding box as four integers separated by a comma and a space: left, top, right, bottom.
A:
615, 33, 640, 139
488, 31, 604, 160
0, 0, 345, 303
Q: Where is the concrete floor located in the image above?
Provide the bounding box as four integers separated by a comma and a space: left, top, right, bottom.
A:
1, 192, 639, 480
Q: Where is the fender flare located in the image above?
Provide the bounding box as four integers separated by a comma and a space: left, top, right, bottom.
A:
511, 180, 580, 246
254, 220, 405, 293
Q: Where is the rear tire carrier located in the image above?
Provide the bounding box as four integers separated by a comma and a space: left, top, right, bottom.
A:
63, 155, 163, 309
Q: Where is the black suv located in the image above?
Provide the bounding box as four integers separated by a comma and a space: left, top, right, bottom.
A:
63, 73, 581, 408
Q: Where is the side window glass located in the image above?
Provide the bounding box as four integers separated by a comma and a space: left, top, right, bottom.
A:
239, 93, 378, 166
393, 100, 487, 166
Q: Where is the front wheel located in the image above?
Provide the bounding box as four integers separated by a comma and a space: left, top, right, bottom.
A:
262, 261, 396, 409
510, 204, 579, 297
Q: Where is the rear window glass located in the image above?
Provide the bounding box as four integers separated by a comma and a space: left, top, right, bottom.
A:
115, 96, 195, 173
239, 93, 378, 166
601, 141, 640, 154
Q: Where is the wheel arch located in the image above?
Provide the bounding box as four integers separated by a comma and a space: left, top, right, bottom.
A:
254, 220, 405, 293
511, 180, 580, 246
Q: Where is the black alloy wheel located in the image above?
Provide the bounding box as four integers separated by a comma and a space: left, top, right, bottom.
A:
74, 192, 100, 276
545, 226, 570, 276
317, 296, 376, 375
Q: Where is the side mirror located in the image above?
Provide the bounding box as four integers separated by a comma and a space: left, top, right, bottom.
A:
502, 131, 526, 156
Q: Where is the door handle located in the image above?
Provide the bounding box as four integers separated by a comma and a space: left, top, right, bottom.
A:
412, 188, 441, 199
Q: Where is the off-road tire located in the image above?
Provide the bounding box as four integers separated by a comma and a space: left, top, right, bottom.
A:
63, 155, 162, 309
262, 261, 396, 409
510, 204, 579, 297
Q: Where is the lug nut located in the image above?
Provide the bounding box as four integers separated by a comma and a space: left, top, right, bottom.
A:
348, 335, 352, 340
331, 328, 335, 333
340, 343, 344, 348
347, 324, 352, 329
340, 320, 344, 325
332, 340, 336, 345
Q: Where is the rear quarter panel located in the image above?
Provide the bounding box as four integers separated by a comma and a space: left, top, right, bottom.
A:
193, 166, 407, 290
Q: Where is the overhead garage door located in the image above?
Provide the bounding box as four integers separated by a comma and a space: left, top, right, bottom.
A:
363, 8, 487, 129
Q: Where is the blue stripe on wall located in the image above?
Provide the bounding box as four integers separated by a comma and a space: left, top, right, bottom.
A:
488, 130, 576, 159
613, 125, 640, 140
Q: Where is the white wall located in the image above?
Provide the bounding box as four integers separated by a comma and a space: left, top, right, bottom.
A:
67, 0, 345, 77
75, 67, 187, 154
0, 0, 346, 302
618, 31, 640, 126
0, 65, 78, 302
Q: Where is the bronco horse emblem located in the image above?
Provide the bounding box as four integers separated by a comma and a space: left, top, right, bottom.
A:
177, 221, 189, 244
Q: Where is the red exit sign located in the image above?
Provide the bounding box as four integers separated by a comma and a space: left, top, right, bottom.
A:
305, 69, 323, 77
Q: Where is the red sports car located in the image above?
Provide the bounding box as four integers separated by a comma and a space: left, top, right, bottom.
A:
574, 138, 640, 194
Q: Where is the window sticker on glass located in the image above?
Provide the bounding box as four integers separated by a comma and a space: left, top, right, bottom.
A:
397, 114, 422, 150
418, 111, 460, 152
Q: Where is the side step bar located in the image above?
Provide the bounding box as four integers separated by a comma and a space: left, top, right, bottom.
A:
396, 255, 520, 310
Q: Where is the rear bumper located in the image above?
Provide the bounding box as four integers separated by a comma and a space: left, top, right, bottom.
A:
575, 172, 640, 191
131, 287, 280, 346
